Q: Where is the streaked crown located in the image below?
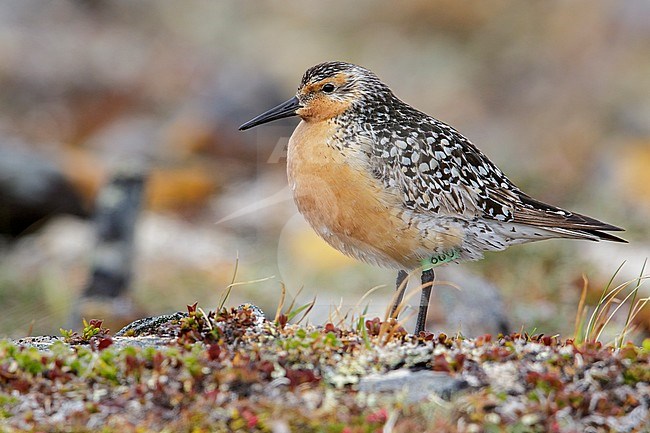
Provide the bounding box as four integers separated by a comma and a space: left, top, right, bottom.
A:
296, 61, 392, 121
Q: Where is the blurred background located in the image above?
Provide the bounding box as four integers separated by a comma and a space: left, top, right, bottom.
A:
0, 1, 649, 338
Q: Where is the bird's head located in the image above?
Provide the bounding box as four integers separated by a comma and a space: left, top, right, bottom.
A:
239, 61, 388, 130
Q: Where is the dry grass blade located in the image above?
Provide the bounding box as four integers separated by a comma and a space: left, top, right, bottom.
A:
385, 277, 460, 322
335, 284, 389, 334
573, 275, 589, 342
595, 285, 636, 342
384, 285, 421, 321
227, 276, 276, 289
627, 297, 650, 332
383, 269, 422, 320
579, 261, 650, 345
355, 285, 386, 310
330, 285, 386, 328
197, 307, 212, 330
602, 277, 649, 345
613, 297, 649, 346
220, 275, 276, 312
274, 283, 316, 325
590, 283, 627, 342
217, 255, 240, 311
589, 277, 650, 343
377, 321, 394, 345
292, 296, 317, 325
379, 309, 417, 346
285, 285, 305, 316
218, 255, 276, 312
274, 283, 287, 323
584, 261, 625, 340
617, 259, 647, 347
339, 286, 389, 331
330, 298, 346, 328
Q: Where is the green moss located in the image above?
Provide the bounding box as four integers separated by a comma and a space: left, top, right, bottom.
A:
623, 363, 650, 385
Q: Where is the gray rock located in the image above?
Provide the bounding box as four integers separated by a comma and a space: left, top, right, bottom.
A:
115, 311, 187, 336
12, 335, 63, 351
358, 369, 469, 402
13, 334, 176, 352
433, 267, 510, 336
0, 139, 87, 237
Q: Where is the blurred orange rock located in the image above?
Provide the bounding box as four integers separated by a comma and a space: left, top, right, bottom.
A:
146, 166, 218, 212
60, 146, 106, 209
166, 115, 216, 157
616, 141, 650, 210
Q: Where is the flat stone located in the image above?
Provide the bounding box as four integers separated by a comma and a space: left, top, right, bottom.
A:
358, 369, 469, 402
13, 335, 63, 351
13, 335, 176, 352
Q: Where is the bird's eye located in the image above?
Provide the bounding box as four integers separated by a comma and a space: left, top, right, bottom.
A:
322, 83, 335, 93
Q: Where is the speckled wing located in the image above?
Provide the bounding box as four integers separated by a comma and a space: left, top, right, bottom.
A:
370, 115, 519, 221
370, 114, 626, 242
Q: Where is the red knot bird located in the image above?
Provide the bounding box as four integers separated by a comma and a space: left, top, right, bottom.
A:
239, 61, 626, 334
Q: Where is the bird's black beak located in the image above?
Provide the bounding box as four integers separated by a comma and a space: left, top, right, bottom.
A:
239, 96, 302, 131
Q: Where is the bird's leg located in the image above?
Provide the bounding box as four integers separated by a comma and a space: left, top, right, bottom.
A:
390, 270, 408, 318
414, 250, 458, 334
415, 269, 434, 334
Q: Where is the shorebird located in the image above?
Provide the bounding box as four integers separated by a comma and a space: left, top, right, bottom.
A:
239, 61, 626, 334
